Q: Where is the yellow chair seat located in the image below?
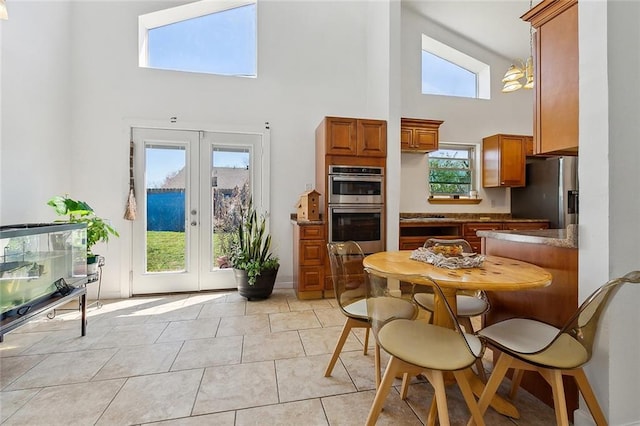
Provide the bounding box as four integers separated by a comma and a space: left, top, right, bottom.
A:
414, 292, 489, 317
378, 319, 482, 371
479, 318, 589, 369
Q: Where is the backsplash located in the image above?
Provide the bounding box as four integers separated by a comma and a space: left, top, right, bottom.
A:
400, 212, 512, 220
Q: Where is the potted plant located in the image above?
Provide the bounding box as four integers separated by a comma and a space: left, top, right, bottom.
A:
229, 199, 279, 300
47, 195, 119, 274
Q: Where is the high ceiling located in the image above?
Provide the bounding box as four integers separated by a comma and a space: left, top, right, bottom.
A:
403, 0, 540, 62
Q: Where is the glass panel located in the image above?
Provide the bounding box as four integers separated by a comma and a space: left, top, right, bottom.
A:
429, 147, 473, 195
331, 180, 382, 196
331, 211, 382, 242
148, 4, 257, 76
145, 145, 187, 273
211, 147, 251, 270
422, 50, 476, 98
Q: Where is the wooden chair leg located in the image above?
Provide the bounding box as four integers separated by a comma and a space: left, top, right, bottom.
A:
571, 368, 608, 426
509, 368, 525, 399
363, 326, 370, 356
474, 358, 487, 383
460, 317, 474, 333
454, 370, 485, 426
424, 370, 451, 426
374, 342, 381, 389
324, 318, 355, 377
366, 357, 402, 426
426, 397, 438, 426
399, 372, 410, 400
468, 352, 514, 426
540, 368, 570, 426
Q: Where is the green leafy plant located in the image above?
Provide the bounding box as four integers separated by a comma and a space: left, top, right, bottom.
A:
229, 199, 279, 285
47, 195, 119, 256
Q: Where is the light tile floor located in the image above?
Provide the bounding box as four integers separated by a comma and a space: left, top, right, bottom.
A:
0, 289, 559, 425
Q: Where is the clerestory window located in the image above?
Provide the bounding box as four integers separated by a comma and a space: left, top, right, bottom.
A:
421, 34, 490, 100
139, 0, 257, 77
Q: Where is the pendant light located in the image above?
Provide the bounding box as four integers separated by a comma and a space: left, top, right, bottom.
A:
0, 0, 8, 20
523, 56, 534, 89
502, 0, 534, 93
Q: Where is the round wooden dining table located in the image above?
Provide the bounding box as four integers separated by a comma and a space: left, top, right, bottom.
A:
363, 251, 552, 325
363, 250, 553, 419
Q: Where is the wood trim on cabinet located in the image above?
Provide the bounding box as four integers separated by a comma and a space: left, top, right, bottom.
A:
521, 0, 577, 27
400, 118, 443, 153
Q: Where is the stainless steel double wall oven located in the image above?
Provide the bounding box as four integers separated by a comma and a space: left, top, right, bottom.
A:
327, 165, 385, 254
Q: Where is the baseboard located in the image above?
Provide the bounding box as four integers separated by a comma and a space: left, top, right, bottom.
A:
573, 409, 596, 426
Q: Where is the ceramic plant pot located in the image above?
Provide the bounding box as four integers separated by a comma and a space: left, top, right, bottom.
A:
234, 266, 279, 300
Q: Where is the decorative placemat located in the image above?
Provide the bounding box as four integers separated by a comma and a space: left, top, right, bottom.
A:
410, 247, 485, 269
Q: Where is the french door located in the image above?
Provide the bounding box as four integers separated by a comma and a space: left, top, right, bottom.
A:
131, 126, 269, 295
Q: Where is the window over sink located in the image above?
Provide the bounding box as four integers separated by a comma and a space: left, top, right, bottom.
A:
428, 144, 476, 199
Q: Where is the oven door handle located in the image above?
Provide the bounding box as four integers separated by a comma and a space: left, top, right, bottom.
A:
330, 175, 382, 183
331, 207, 382, 214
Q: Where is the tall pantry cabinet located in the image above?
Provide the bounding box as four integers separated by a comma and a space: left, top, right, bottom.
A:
292, 116, 387, 300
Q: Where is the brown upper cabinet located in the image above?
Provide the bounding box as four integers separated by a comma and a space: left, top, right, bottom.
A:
523, 0, 578, 156
482, 134, 528, 187
317, 116, 386, 158
400, 118, 444, 153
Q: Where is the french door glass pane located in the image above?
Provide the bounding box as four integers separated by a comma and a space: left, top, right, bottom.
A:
211, 147, 250, 270
145, 144, 187, 273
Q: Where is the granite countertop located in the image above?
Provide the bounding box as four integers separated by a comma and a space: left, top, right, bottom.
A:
399, 214, 549, 224
290, 213, 324, 225
476, 224, 578, 249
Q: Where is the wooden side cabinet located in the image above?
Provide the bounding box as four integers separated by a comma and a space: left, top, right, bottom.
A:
401, 118, 444, 152
463, 222, 503, 254
523, 0, 579, 155
482, 134, 527, 187
318, 116, 386, 158
293, 222, 325, 300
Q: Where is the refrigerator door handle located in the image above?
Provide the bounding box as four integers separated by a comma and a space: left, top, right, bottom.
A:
567, 190, 579, 215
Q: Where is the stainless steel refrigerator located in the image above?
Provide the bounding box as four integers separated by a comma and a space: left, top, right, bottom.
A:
510, 157, 579, 229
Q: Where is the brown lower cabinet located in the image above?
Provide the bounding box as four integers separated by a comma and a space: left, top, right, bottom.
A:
463, 222, 503, 254
482, 237, 578, 420
399, 220, 549, 253
292, 222, 325, 300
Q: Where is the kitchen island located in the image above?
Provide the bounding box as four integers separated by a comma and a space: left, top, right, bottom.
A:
477, 224, 578, 419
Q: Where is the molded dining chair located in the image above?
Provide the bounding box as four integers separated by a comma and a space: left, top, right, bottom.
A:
324, 241, 369, 378
470, 270, 640, 426
365, 268, 487, 426
324, 241, 418, 389
413, 238, 490, 381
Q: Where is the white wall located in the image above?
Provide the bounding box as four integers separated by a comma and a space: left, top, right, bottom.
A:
0, 1, 537, 298
364, 1, 402, 250
1, 0, 380, 298
3, 3, 638, 422
0, 2, 72, 224
577, 1, 640, 424
400, 7, 534, 215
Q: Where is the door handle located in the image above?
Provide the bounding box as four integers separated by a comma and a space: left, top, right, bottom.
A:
191, 221, 197, 226
191, 210, 197, 215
